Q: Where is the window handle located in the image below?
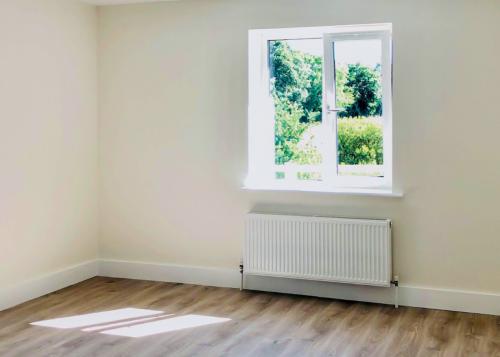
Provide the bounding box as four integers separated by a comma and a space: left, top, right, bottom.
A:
327, 106, 344, 113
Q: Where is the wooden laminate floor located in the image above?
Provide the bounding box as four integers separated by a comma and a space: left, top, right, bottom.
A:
0, 277, 499, 357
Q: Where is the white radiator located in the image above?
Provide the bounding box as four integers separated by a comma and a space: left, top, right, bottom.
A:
244, 213, 392, 287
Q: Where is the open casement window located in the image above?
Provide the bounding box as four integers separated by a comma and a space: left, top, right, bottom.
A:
246, 24, 393, 194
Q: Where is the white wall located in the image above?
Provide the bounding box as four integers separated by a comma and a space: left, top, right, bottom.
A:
0, 0, 99, 290
98, 0, 500, 295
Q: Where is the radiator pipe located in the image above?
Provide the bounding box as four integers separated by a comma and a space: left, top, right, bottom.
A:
239, 263, 244, 291
391, 276, 399, 308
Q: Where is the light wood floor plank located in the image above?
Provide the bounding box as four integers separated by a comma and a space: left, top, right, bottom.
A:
0, 277, 499, 357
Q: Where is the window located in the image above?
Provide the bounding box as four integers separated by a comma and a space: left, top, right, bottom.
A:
246, 24, 393, 194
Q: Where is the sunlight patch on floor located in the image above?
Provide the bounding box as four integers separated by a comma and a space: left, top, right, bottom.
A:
100, 314, 231, 338
31, 309, 231, 338
31, 308, 163, 329
82, 314, 174, 332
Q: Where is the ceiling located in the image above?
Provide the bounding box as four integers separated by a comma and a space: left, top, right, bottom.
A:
81, 0, 176, 5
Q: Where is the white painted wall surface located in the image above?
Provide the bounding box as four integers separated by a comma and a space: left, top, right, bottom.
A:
0, 0, 99, 291
98, 0, 500, 294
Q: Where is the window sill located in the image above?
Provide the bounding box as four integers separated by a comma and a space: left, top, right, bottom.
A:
242, 184, 403, 198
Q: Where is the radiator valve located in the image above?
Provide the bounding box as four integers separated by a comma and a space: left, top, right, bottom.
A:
391, 275, 399, 309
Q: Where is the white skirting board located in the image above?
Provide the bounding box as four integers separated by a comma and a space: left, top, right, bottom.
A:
244, 275, 500, 316
98, 260, 500, 316
1, 259, 500, 316
99, 260, 239, 289
0, 260, 99, 312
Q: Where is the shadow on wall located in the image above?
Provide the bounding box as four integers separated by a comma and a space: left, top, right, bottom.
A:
249, 202, 394, 221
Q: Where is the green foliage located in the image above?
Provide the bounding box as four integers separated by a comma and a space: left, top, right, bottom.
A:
271, 41, 323, 165
338, 118, 383, 165
334, 65, 354, 111
269, 41, 383, 167
273, 96, 308, 165
270, 41, 323, 124
339, 64, 382, 118
273, 95, 322, 165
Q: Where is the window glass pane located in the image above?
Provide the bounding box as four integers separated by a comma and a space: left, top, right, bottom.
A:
269, 39, 324, 182
334, 39, 384, 177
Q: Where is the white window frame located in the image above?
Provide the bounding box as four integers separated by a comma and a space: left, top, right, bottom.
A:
246, 24, 393, 195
